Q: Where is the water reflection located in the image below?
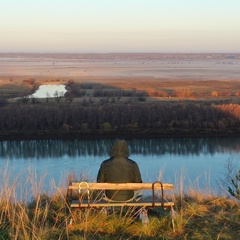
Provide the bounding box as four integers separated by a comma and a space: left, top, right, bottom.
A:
1, 137, 240, 159
31, 84, 66, 98
1, 137, 240, 194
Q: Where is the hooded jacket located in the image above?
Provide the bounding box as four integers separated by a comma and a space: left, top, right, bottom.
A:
97, 140, 142, 201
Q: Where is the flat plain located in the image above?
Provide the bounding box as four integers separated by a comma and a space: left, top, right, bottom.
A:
1, 53, 240, 100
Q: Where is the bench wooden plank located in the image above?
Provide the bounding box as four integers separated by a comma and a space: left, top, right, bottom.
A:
70, 199, 174, 208
69, 182, 174, 190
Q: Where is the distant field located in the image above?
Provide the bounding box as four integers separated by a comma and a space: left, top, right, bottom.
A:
0, 53, 240, 100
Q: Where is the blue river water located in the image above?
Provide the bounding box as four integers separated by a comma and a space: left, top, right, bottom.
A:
0, 137, 240, 199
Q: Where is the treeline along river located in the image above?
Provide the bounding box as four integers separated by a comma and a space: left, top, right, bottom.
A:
1, 137, 240, 197
1, 99, 240, 140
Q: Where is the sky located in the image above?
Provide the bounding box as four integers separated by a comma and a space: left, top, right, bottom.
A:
1, 0, 240, 53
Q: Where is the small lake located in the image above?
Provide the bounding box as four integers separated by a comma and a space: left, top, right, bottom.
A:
31, 84, 66, 98
1, 137, 240, 199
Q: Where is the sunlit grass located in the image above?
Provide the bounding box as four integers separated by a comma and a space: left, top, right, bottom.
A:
0, 165, 239, 239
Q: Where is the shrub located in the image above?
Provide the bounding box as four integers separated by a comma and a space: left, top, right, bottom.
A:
228, 170, 240, 200
220, 158, 240, 200
211, 91, 218, 97
101, 122, 112, 130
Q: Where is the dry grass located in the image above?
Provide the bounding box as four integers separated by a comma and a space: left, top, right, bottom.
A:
0, 165, 239, 239
1, 53, 240, 101
2, 77, 240, 103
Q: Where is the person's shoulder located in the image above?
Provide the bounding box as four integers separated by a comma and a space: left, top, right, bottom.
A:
101, 157, 113, 164
127, 158, 138, 165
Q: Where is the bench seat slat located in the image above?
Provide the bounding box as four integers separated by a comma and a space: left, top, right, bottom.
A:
69, 182, 174, 190
70, 199, 174, 208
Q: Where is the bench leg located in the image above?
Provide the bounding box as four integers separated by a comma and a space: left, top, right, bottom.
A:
68, 217, 73, 228
100, 207, 108, 215
170, 206, 176, 232
139, 208, 149, 226
68, 207, 85, 226
68, 208, 77, 227
67, 208, 76, 229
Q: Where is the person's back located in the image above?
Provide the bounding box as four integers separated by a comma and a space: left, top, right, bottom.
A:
97, 139, 142, 201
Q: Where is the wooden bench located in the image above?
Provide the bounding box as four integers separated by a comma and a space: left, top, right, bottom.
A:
67, 181, 175, 230
67, 181, 174, 208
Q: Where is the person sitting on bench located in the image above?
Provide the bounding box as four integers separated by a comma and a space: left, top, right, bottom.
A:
97, 139, 142, 201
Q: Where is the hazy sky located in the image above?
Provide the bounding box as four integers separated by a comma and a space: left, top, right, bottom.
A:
1, 0, 240, 53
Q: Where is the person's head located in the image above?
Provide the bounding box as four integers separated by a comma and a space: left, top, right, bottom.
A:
110, 139, 129, 158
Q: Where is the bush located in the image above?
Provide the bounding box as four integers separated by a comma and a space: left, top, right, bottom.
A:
228, 170, 240, 200
220, 158, 240, 200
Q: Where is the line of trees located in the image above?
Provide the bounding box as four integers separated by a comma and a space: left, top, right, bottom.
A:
0, 101, 240, 136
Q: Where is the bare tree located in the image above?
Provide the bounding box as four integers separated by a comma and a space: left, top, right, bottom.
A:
46, 92, 50, 103
54, 91, 64, 103
0, 96, 8, 107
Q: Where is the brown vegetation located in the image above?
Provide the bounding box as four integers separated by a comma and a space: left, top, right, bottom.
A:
0, 169, 239, 239
1, 53, 240, 139
1, 93, 240, 140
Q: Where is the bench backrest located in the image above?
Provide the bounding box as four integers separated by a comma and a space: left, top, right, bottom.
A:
68, 182, 174, 191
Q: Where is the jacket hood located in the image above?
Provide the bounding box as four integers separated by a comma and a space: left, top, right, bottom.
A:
110, 139, 129, 158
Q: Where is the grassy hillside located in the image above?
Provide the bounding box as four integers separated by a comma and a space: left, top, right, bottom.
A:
0, 169, 239, 239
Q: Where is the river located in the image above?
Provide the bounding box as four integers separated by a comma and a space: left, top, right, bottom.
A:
0, 137, 240, 199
